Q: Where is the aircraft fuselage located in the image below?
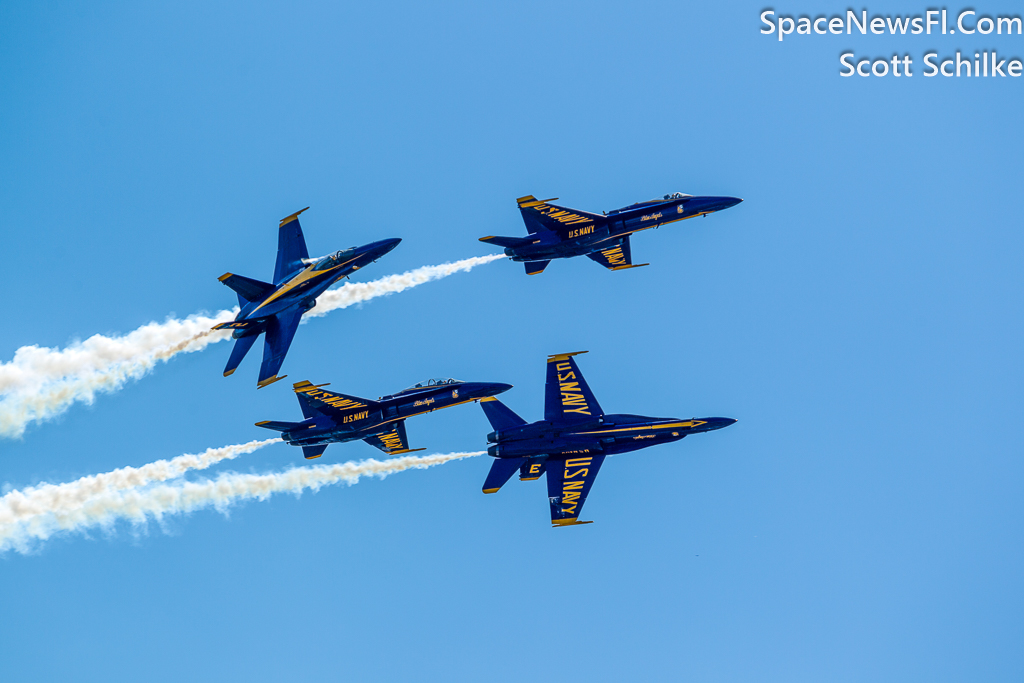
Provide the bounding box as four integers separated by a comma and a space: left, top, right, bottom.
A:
504, 195, 741, 263
226, 238, 401, 337
486, 414, 736, 459
282, 381, 511, 447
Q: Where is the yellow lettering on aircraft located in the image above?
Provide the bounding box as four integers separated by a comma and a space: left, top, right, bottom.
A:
641, 212, 663, 222
534, 204, 593, 226
380, 431, 404, 450
601, 246, 627, 267
558, 458, 594, 514
529, 463, 542, 474
568, 225, 595, 239
556, 362, 590, 415
294, 384, 366, 410
343, 410, 369, 424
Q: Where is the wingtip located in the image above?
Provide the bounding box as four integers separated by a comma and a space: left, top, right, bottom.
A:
388, 448, 426, 455
257, 374, 287, 389
279, 207, 309, 227
482, 487, 500, 494
547, 351, 588, 362
218, 273, 233, 282
551, 519, 594, 527
223, 368, 236, 377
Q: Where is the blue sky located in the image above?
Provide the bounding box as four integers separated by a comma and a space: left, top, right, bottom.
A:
1, 1, 1022, 681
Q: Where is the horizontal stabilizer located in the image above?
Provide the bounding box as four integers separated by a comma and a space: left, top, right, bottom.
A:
254, 420, 304, 432
302, 444, 328, 460
482, 457, 526, 494
524, 260, 550, 276
218, 273, 275, 305
479, 397, 527, 431
478, 235, 536, 249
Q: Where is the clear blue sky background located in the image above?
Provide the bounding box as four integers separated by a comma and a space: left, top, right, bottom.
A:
2, 2, 1022, 681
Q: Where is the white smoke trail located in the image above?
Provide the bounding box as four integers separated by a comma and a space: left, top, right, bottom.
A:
0, 438, 279, 529
0, 254, 504, 438
0, 450, 482, 553
307, 253, 504, 317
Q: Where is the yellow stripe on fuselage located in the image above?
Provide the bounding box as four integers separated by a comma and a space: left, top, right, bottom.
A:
250, 258, 354, 315
574, 420, 706, 436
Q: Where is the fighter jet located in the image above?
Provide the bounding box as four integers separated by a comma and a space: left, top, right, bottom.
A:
479, 192, 742, 275
256, 377, 512, 459
479, 352, 735, 526
213, 208, 401, 388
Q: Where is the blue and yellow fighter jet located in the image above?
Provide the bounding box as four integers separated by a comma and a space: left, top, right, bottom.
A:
480, 192, 742, 275
213, 208, 401, 388
256, 377, 512, 459
479, 352, 736, 526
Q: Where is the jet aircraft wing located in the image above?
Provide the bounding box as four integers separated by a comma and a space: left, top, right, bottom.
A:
516, 195, 603, 235
274, 208, 311, 285
547, 454, 606, 526
586, 236, 649, 271
257, 309, 303, 388
291, 380, 378, 419
363, 420, 425, 456
545, 352, 604, 422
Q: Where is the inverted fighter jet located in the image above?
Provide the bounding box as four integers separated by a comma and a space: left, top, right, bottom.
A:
479, 352, 735, 526
256, 377, 512, 460
214, 208, 401, 388
480, 192, 742, 275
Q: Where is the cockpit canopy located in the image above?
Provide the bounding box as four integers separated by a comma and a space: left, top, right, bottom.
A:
305, 248, 355, 271
399, 377, 463, 393
609, 192, 692, 214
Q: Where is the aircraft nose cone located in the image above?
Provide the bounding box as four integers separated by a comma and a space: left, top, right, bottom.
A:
700, 196, 742, 213
709, 417, 737, 430
467, 382, 513, 398
364, 237, 401, 259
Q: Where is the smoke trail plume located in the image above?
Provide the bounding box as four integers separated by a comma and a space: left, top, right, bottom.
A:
0, 451, 482, 553
307, 254, 504, 317
0, 254, 504, 438
0, 438, 279, 529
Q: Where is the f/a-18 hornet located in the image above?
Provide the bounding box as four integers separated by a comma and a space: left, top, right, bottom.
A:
479, 352, 736, 526
213, 208, 401, 388
480, 192, 742, 275
256, 377, 512, 460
